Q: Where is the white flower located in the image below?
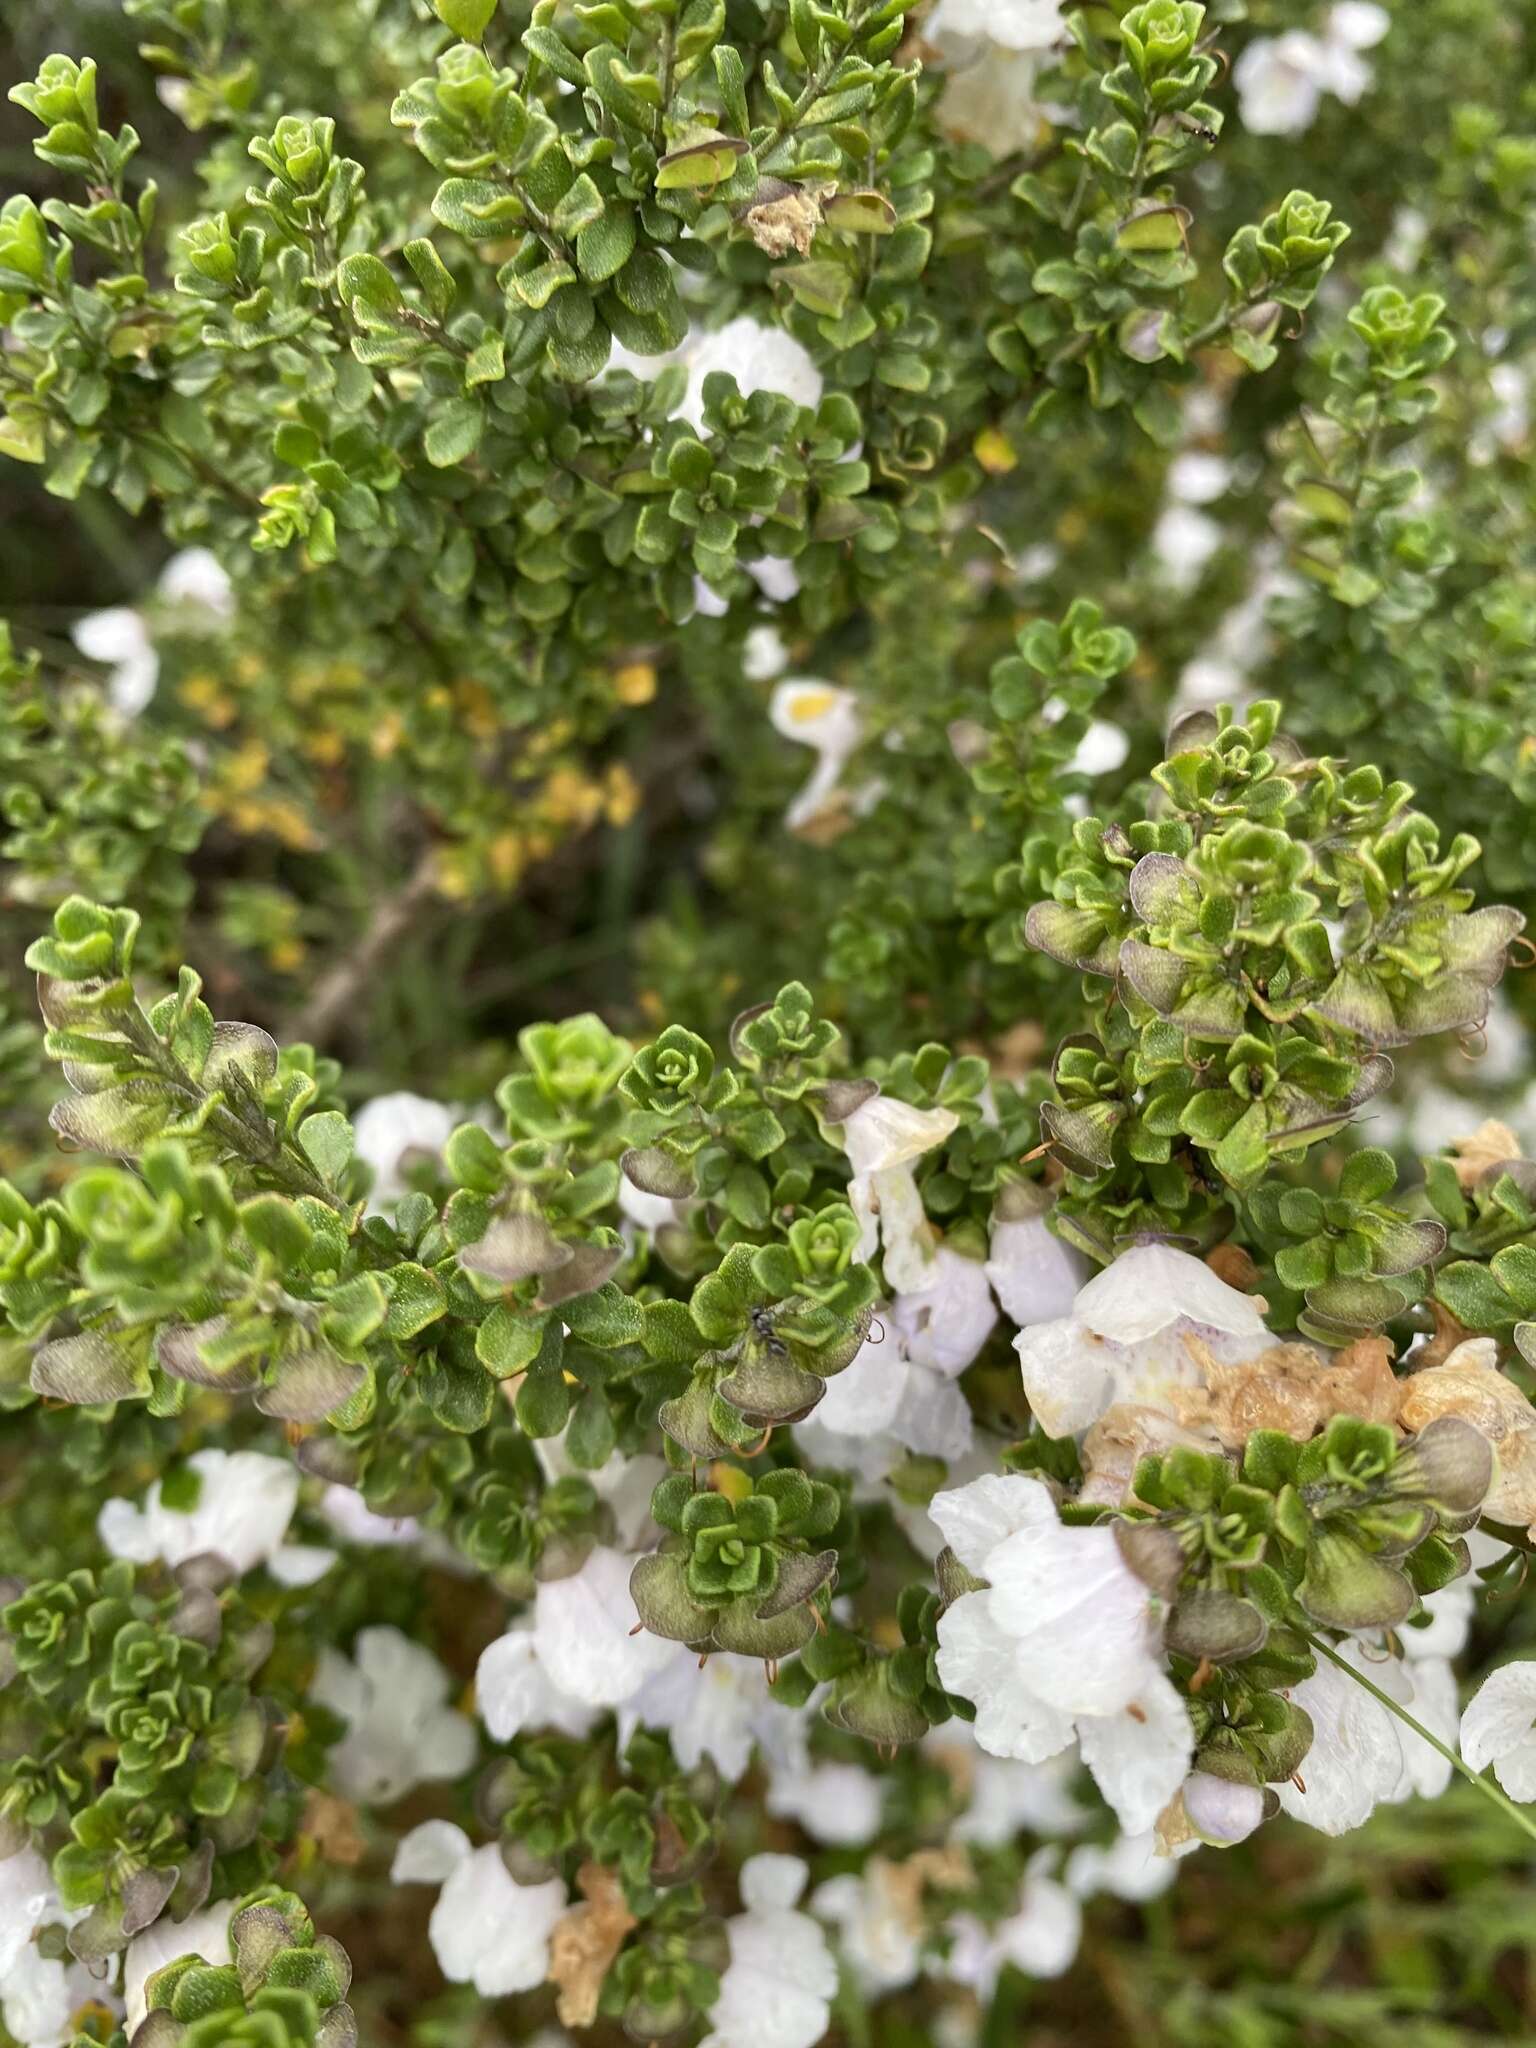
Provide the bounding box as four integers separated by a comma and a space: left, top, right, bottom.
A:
475, 1627, 601, 1743
1014, 1243, 1271, 1439
744, 625, 790, 682
891, 1247, 997, 1378
157, 547, 235, 616
941, 1853, 1080, 1996
1, 1940, 107, 2047
320, 1484, 423, 1549
124, 1901, 234, 2034
392, 1824, 567, 1997
1173, 546, 1292, 714
534, 1438, 667, 1554
98, 1449, 330, 1583
480, 1545, 677, 1727
72, 607, 158, 716
813, 1247, 992, 1463
1234, 30, 1333, 133
813, 1863, 923, 1994
766, 1757, 884, 1846
811, 1323, 974, 1463
931, 1474, 1191, 1833
353, 1092, 457, 1210
1064, 1831, 1176, 1903
0, 1854, 103, 2048
619, 1175, 683, 1232
985, 1212, 1086, 1329
0, 1853, 57, 1983
1068, 720, 1130, 779
1277, 1640, 1457, 1835
1460, 1662, 1536, 1799
310, 1625, 478, 1804
923, 1731, 1086, 1845
1181, 1772, 1266, 1845
607, 314, 823, 430
749, 556, 801, 605
926, 0, 1065, 49
1151, 503, 1222, 590
680, 318, 823, 430
1166, 451, 1233, 505
837, 1093, 959, 1294
625, 1652, 802, 1785
1403, 1577, 1477, 1663
703, 1856, 836, 2048
1233, 4, 1388, 136
932, 44, 1051, 153
769, 679, 863, 831
72, 551, 235, 718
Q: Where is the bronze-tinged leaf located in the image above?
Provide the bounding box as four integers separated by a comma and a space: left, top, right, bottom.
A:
32, 1330, 149, 1405
1165, 1589, 1268, 1663
1297, 1529, 1415, 1633
1394, 972, 1493, 1041
535, 1241, 624, 1307
658, 1376, 736, 1460
621, 1146, 695, 1200
809, 1076, 880, 1125
1128, 852, 1198, 923
459, 1212, 573, 1285
1117, 937, 1189, 1017
255, 1348, 365, 1423
1371, 1217, 1447, 1278
754, 1547, 837, 1619
1438, 904, 1525, 976
203, 1020, 280, 1090
49, 1080, 168, 1158
157, 1317, 262, 1393
1397, 1413, 1494, 1514
1310, 964, 1402, 1045
1038, 1097, 1123, 1174
717, 1337, 825, 1424
629, 1551, 715, 1645
1165, 709, 1220, 753
1024, 901, 1120, 976
707, 1594, 818, 1658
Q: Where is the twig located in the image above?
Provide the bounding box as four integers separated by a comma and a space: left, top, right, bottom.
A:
291, 848, 440, 1048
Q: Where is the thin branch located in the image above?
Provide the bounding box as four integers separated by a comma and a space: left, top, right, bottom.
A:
290, 847, 441, 1049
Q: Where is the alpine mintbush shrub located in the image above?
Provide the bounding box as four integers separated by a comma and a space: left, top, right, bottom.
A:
4, 1, 1536, 2044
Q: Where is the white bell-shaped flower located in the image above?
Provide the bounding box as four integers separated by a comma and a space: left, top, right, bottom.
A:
353, 1092, 458, 1210
1014, 1243, 1271, 1439
702, 1855, 837, 2048
1277, 1639, 1457, 1835
98, 1449, 331, 1584
392, 1824, 567, 1997
769, 679, 864, 831
1460, 1661, 1536, 1799
836, 1092, 958, 1294
310, 1625, 478, 1805
932, 1473, 1192, 1833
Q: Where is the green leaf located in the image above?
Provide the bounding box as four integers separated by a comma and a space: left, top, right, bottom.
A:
576, 208, 637, 283
384, 1263, 448, 1339
477, 1304, 547, 1377
297, 1111, 355, 1185
423, 397, 486, 467
465, 333, 505, 387
434, 0, 498, 38
655, 137, 749, 191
